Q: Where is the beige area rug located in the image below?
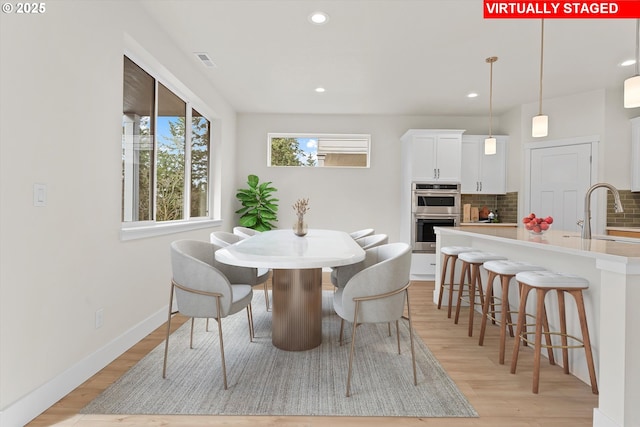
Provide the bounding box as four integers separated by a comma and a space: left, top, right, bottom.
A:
81, 292, 477, 417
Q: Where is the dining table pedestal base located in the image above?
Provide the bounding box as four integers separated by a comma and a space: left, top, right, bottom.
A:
271, 268, 322, 351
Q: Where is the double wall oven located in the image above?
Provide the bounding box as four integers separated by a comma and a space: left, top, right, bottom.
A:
411, 182, 461, 253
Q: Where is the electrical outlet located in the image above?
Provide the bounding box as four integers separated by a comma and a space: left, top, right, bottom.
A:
95, 308, 104, 329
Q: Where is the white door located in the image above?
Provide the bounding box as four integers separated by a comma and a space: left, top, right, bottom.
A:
529, 143, 592, 232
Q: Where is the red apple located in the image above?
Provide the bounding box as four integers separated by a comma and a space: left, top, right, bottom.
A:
536, 217, 543, 224
523, 217, 531, 224
533, 225, 541, 233
540, 222, 550, 230
528, 213, 536, 219
544, 216, 554, 224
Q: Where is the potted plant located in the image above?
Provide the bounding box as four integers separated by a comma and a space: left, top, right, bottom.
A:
235, 174, 279, 231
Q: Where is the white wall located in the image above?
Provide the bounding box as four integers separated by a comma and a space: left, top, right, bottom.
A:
236, 114, 491, 242
0, 2, 237, 424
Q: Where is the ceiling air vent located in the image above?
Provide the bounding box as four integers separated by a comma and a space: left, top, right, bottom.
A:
194, 52, 216, 68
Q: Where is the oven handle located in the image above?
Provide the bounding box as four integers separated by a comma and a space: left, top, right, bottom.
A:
413, 214, 459, 223
413, 190, 461, 195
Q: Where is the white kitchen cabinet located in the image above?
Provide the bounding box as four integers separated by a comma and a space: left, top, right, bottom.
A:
410, 253, 436, 279
631, 117, 640, 191
401, 129, 464, 182
461, 134, 507, 194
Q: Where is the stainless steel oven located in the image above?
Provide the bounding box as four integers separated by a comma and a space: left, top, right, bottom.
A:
412, 182, 461, 215
411, 182, 461, 253
412, 214, 459, 253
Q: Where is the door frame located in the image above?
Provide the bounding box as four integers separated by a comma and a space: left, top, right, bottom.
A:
523, 135, 601, 235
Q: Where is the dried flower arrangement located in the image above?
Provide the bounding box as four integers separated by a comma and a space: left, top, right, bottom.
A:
292, 198, 310, 221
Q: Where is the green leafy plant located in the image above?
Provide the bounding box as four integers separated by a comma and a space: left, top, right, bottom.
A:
235, 174, 279, 231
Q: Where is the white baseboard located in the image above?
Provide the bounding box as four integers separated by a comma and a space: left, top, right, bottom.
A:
0, 306, 168, 427
593, 408, 620, 427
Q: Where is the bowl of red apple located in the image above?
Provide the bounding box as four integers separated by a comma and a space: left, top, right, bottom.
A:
522, 213, 553, 235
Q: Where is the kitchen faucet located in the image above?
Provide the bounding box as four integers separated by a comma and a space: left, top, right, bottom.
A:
580, 183, 624, 239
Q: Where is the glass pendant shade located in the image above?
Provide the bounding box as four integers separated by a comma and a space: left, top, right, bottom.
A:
484, 137, 497, 155
624, 75, 640, 108
532, 114, 548, 138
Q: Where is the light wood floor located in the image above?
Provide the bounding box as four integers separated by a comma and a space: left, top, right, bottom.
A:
28, 279, 598, 426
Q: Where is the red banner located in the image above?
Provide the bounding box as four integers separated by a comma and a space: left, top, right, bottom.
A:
484, 1, 640, 18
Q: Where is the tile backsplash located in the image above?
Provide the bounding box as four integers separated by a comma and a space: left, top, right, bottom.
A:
607, 190, 640, 227
459, 190, 640, 227
461, 192, 518, 224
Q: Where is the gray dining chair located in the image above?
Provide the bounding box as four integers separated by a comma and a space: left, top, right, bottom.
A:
349, 228, 375, 240
233, 226, 261, 239
331, 234, 388, 288
210, 231, 272, 311
210, 231, 243, 246
333, 242, 416, 397
355, 233, 388, 249
164, 239, 255, 390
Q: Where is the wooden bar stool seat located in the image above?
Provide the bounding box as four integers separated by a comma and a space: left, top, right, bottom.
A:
479, 260, 546, 364
438, 246, 475, 318
454, 251, 507, 337
510, 270, 598, 394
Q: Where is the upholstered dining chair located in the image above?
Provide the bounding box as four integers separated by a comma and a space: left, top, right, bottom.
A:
164, 239, 255, 390
210, 231, 243, 246
331, 234, 389, 288
233, 226, 261, 239
210, 231, 272, 311
333, 242, 417, 397
349, 228, 375, 240
355, 233, 388, 249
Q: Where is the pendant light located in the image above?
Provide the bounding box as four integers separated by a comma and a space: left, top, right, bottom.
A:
485, 56, 498, 155
625, 19, 640, 108
532, 19, 548, 137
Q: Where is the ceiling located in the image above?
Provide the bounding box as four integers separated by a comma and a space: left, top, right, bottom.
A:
140, 0, 636, 117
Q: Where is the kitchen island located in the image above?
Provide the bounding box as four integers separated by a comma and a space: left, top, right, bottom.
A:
435, 226, 640, 427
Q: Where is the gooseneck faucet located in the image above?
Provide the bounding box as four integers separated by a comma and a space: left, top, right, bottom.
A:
581, 183, 624, 239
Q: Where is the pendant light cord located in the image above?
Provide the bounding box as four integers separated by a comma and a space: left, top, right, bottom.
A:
636, 19, 640, 76
487, 57, 497, 137
538, 19, 544, 116
489, 61, 493, 137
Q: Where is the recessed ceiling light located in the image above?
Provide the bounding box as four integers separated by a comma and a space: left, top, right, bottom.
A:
309, 11, 329, 25
621, 59, 636, 67
467, 92, 479, 98
315, 87, 326, 93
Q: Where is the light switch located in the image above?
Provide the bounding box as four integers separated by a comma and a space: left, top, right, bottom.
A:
33, 184, 47, 207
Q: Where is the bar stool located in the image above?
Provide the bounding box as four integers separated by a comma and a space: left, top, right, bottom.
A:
510, 270, 599, 394
454, 251, 507, 337
478, 260, 546, 364
438, 246, 475, 318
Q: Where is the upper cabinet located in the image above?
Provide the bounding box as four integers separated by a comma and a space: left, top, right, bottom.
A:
631, 117, 640, 192
401, 129, 464, 182
460, 135, 507, 194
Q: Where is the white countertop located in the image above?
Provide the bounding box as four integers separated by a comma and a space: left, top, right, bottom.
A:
215, 229, 366, 269
459, 222, 518, 227
437, 226, 640, 261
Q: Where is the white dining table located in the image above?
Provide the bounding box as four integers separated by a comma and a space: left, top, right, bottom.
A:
215, 229, 365, 351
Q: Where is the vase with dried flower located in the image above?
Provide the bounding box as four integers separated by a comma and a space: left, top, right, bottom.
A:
292, 198, 310, 236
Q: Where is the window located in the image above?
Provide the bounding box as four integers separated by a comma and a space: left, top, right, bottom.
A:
267, 133, 370, 168
122, 56, 211, 229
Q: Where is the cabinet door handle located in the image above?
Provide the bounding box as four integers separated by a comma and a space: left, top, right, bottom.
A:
433, 168, 437, 179
480, 182, 482, 191
437, 168, 440, 179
